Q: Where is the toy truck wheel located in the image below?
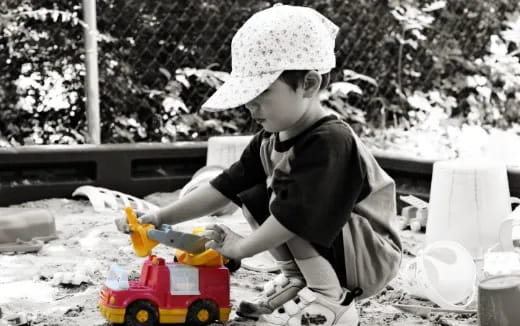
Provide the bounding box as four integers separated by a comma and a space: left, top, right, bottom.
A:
186, 299, 218, 326
125, 300, 158, 326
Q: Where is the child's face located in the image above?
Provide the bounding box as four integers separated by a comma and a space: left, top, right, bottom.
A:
244, 78, 307, 133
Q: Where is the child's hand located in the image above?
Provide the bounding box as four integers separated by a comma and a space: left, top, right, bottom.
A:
114, 210, 161, 234
202, 224, 244, 260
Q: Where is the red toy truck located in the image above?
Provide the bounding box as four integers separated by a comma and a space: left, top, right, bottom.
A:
99, 255, 230, 326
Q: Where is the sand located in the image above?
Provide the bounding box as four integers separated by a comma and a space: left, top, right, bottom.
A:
0, 192, 477, 326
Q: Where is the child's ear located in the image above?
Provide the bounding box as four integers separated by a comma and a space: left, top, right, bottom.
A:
302, 71, 322, 98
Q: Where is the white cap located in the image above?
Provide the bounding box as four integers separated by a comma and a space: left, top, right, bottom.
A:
202, 4, 339, 111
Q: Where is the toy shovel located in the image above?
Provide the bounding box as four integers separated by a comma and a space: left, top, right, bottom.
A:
125, 206, 209, 256
125, 206, 159, 257
147, 226, 209, 254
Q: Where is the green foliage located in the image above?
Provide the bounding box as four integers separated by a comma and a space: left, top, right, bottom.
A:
0, 0, 518, 147
320, 69, 379, 134
0, 1, 87, 145
381, 0, 520, 131
462, 31, 520, 128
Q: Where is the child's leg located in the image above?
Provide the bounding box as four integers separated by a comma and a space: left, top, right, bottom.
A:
254, 236, 359, 326
286, 236, 342, 300
239, 206, 305, 318
241, 203, 305, 280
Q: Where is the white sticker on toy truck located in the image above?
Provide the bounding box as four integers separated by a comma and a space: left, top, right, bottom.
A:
168, 264, 200, 295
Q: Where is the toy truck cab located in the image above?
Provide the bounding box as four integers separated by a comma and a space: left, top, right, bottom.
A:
99, 255, 230, 325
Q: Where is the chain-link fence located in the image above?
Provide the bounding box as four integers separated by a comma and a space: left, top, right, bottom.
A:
97, 0, 516, 102
1, 0, 519, 145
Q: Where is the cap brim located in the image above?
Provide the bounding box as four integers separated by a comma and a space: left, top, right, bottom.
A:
201, 71, 283, 111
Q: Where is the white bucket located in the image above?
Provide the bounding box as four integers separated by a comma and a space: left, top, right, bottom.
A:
405, 241, 476, 309
426, 159, 512, 259
207, 135, 253, 168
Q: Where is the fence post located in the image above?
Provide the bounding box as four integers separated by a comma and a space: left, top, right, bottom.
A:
83, 0, 101, 144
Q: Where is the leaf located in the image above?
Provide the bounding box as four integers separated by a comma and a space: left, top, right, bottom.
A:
147, 89, 163, 98
184, 69, 228, 89
164, 80, 183, 97
422, 1, 446, 12
347, 106, 367, 124
387, 104, 404, 113
391, 8, 406, 22
403, 68, 421, 77
164, 120, 177, 137
162, 96, 188, 114
476, 86, 492, 101
489, 35, 508, 56
326, 98, 345, 111
465, 75, 488, 88
395, 34, 419, 49
330, 82, 363, 96
407, 92, 433, 111
319, 90, 331, 101
203, 119, 224, 133
175, 72, 190, 88
392, 4, 434, 31
52, 10, 60, 22
495, 90, 506, 102
342, 69, 378, 86
114, 126, 134, 142
222, 121, 239, 131
411, 29, 427, 41
137, 126, 147, 138
502, 17, 520, 46
334, 103, 350, 118
159, 67, 171, 80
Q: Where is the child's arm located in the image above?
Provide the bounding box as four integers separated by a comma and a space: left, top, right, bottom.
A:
239, 215, 294, 257
156, 183, 231, 225
115, 183, 231, 233
205, 215, 295, 259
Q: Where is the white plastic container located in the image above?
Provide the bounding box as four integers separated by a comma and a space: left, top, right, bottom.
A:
0, 208, 57, 253
405, 241, 476, 309
207, 135, 253, 168
498, 203, 520, 252
426, 159, 512, 259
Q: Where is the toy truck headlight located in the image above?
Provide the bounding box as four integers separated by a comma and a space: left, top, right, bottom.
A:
109, 296, 116, 304
105, 263, 130, 290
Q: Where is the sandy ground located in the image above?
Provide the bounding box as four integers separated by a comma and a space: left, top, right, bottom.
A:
0, 191, 478, 326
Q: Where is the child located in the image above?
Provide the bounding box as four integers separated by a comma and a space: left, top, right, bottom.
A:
116, 5, 401, 326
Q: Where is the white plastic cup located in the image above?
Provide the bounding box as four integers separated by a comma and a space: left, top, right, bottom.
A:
405, 241, 477, 309
498, 201, 520, 252
426, 159, 512, 259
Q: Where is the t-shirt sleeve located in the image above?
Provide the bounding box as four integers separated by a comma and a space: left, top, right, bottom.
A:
210, 133, 266, 206
269, 131, 367, 247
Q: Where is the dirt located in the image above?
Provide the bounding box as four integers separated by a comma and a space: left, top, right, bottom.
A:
0, 192, 478, 326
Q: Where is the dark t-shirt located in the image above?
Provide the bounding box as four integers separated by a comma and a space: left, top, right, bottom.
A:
210, 115, 369, 248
